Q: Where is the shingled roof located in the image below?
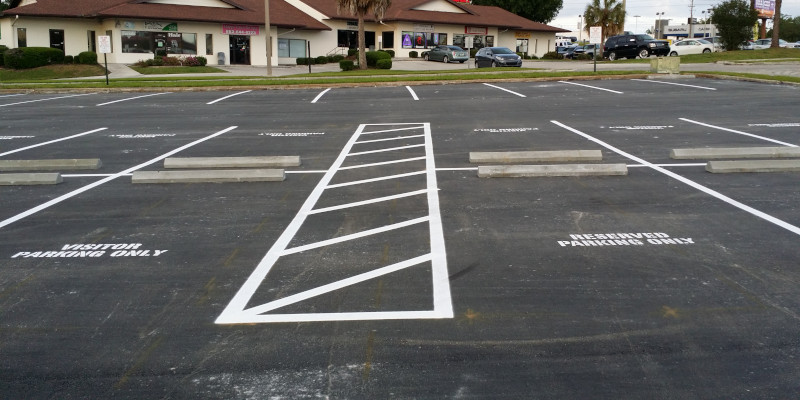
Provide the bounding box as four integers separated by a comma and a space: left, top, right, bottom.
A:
3, 0, 331, 30
300, 0, 568, 32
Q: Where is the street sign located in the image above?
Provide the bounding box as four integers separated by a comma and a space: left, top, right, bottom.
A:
98, 35, 111, 54
589, 27, 602, 45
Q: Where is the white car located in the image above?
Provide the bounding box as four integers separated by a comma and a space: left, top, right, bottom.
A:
669, 39, 714, 56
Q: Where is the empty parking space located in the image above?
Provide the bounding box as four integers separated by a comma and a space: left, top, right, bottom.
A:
1, 77, 799, 398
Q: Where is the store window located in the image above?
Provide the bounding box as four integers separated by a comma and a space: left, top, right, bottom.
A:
401, 32, 447, 49
453, 34, 493, 49
121, 30, 197, 54
382, 32, 394, 49
278, 38, 307, 57
206, 34, 213, 55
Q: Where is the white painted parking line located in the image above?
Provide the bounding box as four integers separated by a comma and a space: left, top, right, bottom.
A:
359, 126, 422, 135
551, 120, 800, 237
356, 134, 426, 144
61, 174, 132, 177
0, 93, 95, 108
483, 83, 526, 97
311, 88, 331, 103
0, 128, 107, 157
96, 92, 170, 106
680, 118, 798, 147
0, 94, 26, 98
326, 170, 427, 189
558, 81, 624, 94
406, 86, 420, 100
339, 156, 427, 170
627, 163, 706, 168
631, 79, 717, 90
347, 143, 425, 156
206, 90, 252, 104
0, 126, 237, 230
216, 122, 452, 324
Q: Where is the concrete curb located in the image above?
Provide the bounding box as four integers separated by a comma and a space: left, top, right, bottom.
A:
132, 169, 285, 183
164, 156, 301, 169
0, 173, 63, 185
671, 147, 800, 160
0, 159, 102, 171
470, 150, 602, 164
706, 160, 800, 173
478, 164, 628, 178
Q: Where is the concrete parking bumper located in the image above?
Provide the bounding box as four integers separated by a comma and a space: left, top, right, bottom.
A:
671, 147, 800, 160
478, 164, 628, 178
164, 156, 301, 169
0, 159, 102, 171
0, 173, 63, 185
132, 169, 285, 183
706, 160, 800, 173
470, 150, 603, 163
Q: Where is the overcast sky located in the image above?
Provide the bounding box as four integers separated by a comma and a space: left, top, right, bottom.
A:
549, 0, 800, 36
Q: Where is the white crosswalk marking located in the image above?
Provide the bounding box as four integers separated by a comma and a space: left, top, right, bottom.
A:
216, 123, 453, 324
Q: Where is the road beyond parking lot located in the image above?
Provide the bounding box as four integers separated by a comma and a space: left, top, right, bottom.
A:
1, 78, 799, 398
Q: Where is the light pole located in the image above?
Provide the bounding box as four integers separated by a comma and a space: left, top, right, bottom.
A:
578, 14, 583, 42
655, 12, 663, 39
265, 0, 272, 76
634, 15, 640, 34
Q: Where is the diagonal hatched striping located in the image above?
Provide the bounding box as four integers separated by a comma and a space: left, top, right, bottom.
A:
216, 123, 453, 324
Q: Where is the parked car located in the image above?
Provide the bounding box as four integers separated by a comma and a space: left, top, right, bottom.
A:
556, 46, 575, 57
740, 41, 754, 50
701, 36, 724, 52
603, 34, 670, 60
421, 45, 469, 63
474, 47, 523, 67
564, 46, 584, 59
669, 39, 714, 56
581, 44, 597, 58
751, 38, 794, 49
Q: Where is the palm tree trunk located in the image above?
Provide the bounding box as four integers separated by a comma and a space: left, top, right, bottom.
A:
358, 15, 367, 69
771, 0, 781, 47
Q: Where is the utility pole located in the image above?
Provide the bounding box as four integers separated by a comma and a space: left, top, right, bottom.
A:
689, 0, 695, 39
265, 0, 272, 76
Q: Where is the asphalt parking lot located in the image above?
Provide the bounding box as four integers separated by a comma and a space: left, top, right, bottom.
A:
1, 78, 800, 398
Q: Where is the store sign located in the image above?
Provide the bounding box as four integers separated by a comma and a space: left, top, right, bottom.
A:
346, 21, 358, 31
144, 21, 178, 31
222, 24, 260, 36
515, 32, 531, 39
465, 26, 487, 35
413, 24, 435, 33
755, 0, 775, 18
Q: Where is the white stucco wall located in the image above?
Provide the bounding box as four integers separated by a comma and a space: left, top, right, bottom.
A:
1, 17, 101, 55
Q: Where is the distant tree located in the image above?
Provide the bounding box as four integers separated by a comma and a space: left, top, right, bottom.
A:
472, 0, 564, 24
583, 0, 625, 40
336, 0, 391, 70
767, 15, 800, 42
0, 0, 11, 12
713, 0, 758, 50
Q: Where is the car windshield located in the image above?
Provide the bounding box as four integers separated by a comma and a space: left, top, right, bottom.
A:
635, 34, 656, 41
490, 47, 514, 54
447, 46, 463, 51
698, 39, 711, 44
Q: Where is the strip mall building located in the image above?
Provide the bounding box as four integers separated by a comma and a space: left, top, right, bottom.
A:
0, 0, 568, 66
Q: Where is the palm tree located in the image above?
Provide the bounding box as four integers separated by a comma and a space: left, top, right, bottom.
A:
337, 0, 392, 69
770, 0, 781, 47
583, 0, 626, 41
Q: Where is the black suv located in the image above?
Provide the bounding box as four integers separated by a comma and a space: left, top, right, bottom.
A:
602, 34, 670, 60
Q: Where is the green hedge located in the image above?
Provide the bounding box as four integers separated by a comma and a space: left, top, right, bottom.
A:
541, 51, 563, 60
3, 47, 65, 69
339, 60, 355, 71
409, 51, 418, 58
315, 56, 328, 64
376, 58, 392, 69
384, 49, 395, 57
328, 54, 345, 62
77, 51, 98, 64
296, 57, 317, 65
365, 50, 391, 67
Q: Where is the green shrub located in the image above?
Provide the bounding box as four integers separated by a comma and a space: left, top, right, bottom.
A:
76, 51, 98, 64
385, 49, 395, 57
409, 51, 418, 58
469, 48, 479, 58
339, 60, 355, 71
3, 47, 65, 69
315, 56, 328, 64
182, 56, 203, 66
365, 50, 391, 67
575, 53, 592, 60
376, 58, 392, 69
330, 54, 345, 62
528, 54, 539, 60
0, 45, 8, 67
64, 55, 75, 64
196, 56, 207, 66
347, 48, 358, 57
161, 56, 182, 66
541, 51, 563, 60
296, 57, 316, 65
155, 49, 167, 57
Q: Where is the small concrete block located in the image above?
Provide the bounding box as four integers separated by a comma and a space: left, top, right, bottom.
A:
0, 173, 63, 185
132, 169, 285, 183
650, 57, 680, 74
671, 147, 800, 160
478, 164, 628, 178
0, 159, 102, 171
469, 150, 602, 164
164, 156, 301, 169
706, 160, 800, 173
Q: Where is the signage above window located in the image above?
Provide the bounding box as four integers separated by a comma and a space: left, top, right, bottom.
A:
222, 24, 260, 36
465, 26, 488, 35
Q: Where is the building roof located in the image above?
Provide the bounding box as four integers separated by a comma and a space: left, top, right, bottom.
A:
3, 0, 331, 31
300, 0, 569, 32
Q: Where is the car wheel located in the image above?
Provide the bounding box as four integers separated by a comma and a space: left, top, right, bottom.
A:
459, 60, 465, 63
423, 54, 429, 61
670, 51, 678, 57
475, 61, 480, 68
443, 56, 449, 63
491, 60, 497, 67
608, 51, 617, 61
702, 48, 711, 53
638, 48, 650, 58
